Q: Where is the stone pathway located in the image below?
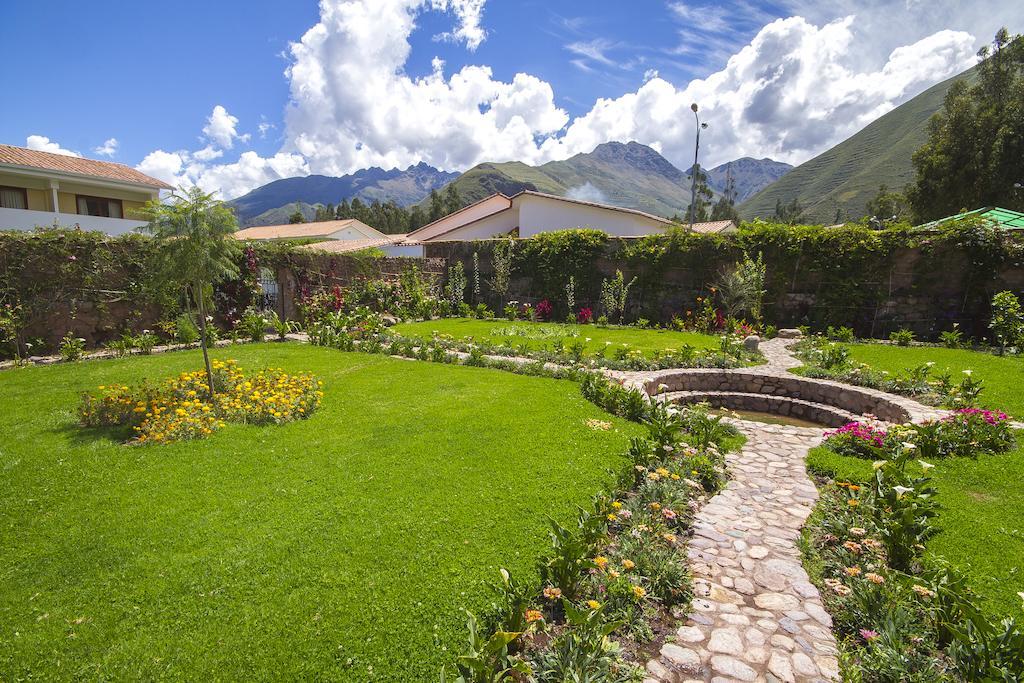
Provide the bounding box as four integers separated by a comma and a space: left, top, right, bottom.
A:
644, 421, 838, 682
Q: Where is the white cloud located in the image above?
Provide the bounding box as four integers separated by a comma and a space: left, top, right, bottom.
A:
430, 0, 486, 50
26, 135, 81, 157
93, 138, 118, 157
202, 105, 250, 149
539, 17, 978, 168
281, 0, 568, 175
137, 148, 308, 198
133, 0, 1001, 200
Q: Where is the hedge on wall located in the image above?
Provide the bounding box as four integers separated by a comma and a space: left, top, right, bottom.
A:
428, 218, 1024, 338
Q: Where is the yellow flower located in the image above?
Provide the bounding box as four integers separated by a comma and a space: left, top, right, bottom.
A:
622, 559, 635, 570
631, 585, 646, 599
586, 600, 601, 610
593, 556, 609, 570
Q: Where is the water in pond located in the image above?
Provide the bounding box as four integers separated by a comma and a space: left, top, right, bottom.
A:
715, 408, 823, 429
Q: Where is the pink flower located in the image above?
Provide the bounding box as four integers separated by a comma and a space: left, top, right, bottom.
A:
859, 628, 879, 642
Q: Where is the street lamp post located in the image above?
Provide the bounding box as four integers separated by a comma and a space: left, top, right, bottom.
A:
689, 103, 709, 231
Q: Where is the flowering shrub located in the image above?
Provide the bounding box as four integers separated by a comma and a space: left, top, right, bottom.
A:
535, 299, 552, 321
823, 421, 889, 459
447, 402, 737, 679
576, 307, 593, 324
78, 359, 323, 445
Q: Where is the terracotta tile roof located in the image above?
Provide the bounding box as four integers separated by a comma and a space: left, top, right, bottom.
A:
234, 219, 382, 241
689, 219, 737, 234
300, 235, 415, 253
0, 144, 173, 190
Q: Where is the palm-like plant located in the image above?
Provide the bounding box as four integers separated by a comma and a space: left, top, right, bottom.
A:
140, 187, 241, 396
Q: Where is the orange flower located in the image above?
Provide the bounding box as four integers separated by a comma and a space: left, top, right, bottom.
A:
525, 609, 543, 623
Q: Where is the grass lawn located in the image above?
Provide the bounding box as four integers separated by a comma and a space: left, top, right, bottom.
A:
846, 343, 1024, 417
390, 317, 721, 357
806, 440, 1024, 619
0, 343, 641, 681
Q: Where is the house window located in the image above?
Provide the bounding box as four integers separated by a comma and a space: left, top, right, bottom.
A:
76, 195, 123, 218
258, 267, 279, 310
0, 186, 28, 210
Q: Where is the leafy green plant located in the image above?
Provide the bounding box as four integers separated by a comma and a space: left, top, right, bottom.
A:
441, 611, 528, 683
890, 328, 915, 346
136, 330, 159, 355
940, 324, 963, 349
870, 444, 939, 572
105, 333, 135, 358
238, 307, 268, 343
539, 518, 593, 601
990, 290, 1023, 354
529, 601, 633, 683
599, 270, 636, 324
58, 333, 86, 361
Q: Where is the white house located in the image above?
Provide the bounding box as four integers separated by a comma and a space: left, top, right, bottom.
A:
0, 144, 172, 235
234, 219, 422, 257
406, 190, 728, 243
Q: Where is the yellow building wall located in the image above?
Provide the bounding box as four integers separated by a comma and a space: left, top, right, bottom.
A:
0, 170, 155, 216
26, 189, 49, 211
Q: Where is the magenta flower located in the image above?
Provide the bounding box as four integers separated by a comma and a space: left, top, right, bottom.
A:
859, 628, 879, 642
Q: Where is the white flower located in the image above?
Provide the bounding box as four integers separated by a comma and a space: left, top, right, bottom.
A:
962, 369, 973, 376
873, 460, 887, 470
585, 338, 592, 342
901, 442, 917, 450
893, 485, 914, 499
918, 460, 935, 471
926, 361, 935, 367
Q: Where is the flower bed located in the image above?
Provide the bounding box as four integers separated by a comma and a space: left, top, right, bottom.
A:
78, 359, 323, 445
822, 410, 1014, 462
804, 439, 1024, 680
443, 401, 742, 680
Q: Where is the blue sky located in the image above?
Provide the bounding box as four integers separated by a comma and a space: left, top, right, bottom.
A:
2, 1, 1020, 198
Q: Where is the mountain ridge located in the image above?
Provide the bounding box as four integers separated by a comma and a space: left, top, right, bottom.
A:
738, 62, 981, 223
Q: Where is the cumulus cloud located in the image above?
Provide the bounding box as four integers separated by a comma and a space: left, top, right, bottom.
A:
93, 138, 118, 157
539, 17, 977, 167
282, 0, 568, 175
137, 147, 308, 198
26, 135, 80, 157
565, 182, 609, 203
202, 105, 250, 149
133, 0, 991, 199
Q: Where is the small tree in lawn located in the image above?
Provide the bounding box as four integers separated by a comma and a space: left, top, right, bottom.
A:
990, 290, 1023, 355
140, 187, 241, 396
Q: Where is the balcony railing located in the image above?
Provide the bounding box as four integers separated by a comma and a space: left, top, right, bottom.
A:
0, 207, 148, 236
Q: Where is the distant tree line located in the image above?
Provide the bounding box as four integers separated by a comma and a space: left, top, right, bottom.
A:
288, 184, 466, 234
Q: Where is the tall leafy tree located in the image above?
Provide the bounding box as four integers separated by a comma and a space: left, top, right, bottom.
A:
710, 164, 740, 222
444, 184, 463, 215
428, 189, 445, 222
908, 29, 1023, 221
685, 167, 713, 223
140, 187, 241, 396
772, 197, 804, 225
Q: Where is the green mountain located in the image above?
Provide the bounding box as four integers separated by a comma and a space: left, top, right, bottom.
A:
739, 63, 981, 224
430, 142, 725, 219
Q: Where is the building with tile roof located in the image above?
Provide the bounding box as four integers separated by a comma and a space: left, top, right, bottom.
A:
0, 143, 172, 235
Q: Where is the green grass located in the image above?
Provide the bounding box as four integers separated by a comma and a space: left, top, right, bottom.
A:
845, 343, 1024, 417
806, 442, 1024, 618
390, 318, 721, 357
0, 343, 641, 680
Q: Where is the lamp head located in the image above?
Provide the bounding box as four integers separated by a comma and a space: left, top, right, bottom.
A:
690, 103, 698, 113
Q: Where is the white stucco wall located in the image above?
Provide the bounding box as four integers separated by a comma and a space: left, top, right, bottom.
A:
434, 208, 519, 241
410, 194, 511, 240
380, 243, 424, 257
516, 194, 669, 237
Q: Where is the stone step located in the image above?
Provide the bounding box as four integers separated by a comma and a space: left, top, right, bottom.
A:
658, 390, 858, 428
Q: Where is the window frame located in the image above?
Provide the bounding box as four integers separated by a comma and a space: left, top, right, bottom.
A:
75, 194, 124, 219
0, 186, 29, 210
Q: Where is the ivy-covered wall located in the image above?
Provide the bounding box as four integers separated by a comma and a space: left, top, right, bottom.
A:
424, 221, 1024, 339
0, 230, 442, 355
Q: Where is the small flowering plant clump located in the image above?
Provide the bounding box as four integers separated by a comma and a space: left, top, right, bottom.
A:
822, 421, 889, 460
78, 359, 323, 445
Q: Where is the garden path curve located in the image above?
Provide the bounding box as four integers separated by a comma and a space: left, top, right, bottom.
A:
633, 338, 948, 683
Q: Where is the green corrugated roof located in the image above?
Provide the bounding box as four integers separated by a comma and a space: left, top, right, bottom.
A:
916, 206, 1024, 230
